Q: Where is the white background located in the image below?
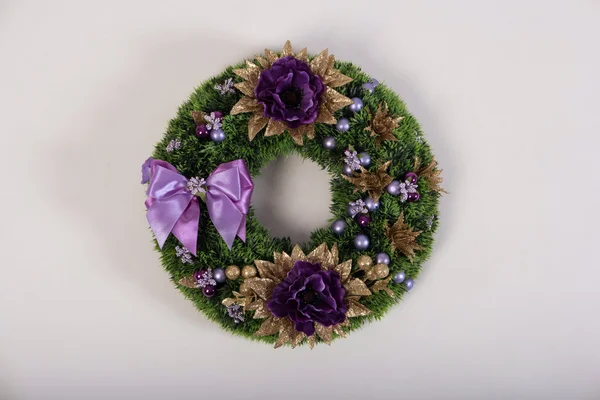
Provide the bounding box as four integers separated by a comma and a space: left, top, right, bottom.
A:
1, 1, 599, 399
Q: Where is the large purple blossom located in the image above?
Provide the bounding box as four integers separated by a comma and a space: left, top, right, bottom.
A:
255, 56, 325, 129
266, 260, 347, 336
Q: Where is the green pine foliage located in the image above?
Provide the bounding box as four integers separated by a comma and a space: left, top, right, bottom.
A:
148, 57, 440, 346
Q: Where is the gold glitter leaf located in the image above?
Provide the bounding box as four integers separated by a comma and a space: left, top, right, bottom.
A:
234, 81, 256, 98
334, 259, 352, 283
346, 299, 372, 317
341, 161, 394, 203
222, 297, 237, 307
264, 48, 279, 64
265, 119, 287, 137
307, 335, 316, 349
233, 65, 259, 86
314, 103, 336, 124
308, 243, 329, 265
255, 317, 281, 336
310, 48, 329, 77
191, 111, 206, 125
282, 40, 294, 57
414, 157, 447, 194
324, 70, 353, 88
177, 275, 197, 288
370, 276, 395, 298
273, 251, 293, 277
322, 86, 354, 112
367, 103, 402, 147
254, 260, 280, 283
244, 277, 275, 300
274, 319, 295, 348
330, 243, 339, 265
315, 323, 333, 345
332, 325, 347, 338
291, 245, 306, 261
247, 300, 272, 319
344, 278, 372, 297
255, 56, 270, 69
248, 112, 268, 141
296, 47, 308, 63
385, 212, 424, 262
230, 96, 261, 115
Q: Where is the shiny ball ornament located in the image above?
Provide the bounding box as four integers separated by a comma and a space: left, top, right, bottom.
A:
375, 252, 390, 265
407, 192, 421, 202
212, 268, 226, 284
405, 172, 418, 184
364, 197, 379, 212
323, 136, 336, 150
195, 124, 210, 138
349, 97, 363, 113
370, 78, 379, 87
193, 269, 205, 281
343, 164, 354, 176
239, 282, 252, 296
210, 128, 226, 142
202, 285, 216, 298
353, 234, 370, 250
393, 271, 406, 284
225, 265, 240, 280
358, 152, 371, 167
241, 265, 257, 279
356, 255, 373, 270
373, 264, 390, 279
357, 214, 371, 228
404, 278, 414, 290
331, 219, 346, 235
212, 111, 223, 120
361, 82, 375, 93
386, 180, 401, 196
336, 117, 350, 132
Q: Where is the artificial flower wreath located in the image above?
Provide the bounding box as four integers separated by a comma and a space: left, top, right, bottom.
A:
141, 41, 444, 348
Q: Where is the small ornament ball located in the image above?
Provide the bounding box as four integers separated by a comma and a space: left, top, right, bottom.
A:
356, 255, 373, 269
225, 265, 240, 280
239, 282, 252, 296
212, 268, 226, 284
364, 197, 379, 212
242, 265, 257, 279
358, 152, 371, 167
336, 118, 350, 132
343, 164, 354, 176
370, 78, 379, 87
202, 285, 216, 298
393, 271, 406, 284
362, 82, 375, 93
375, 252, 390, 265
323, 136, 336, 150
195, 124, 209, 138
349, 97, 363, 113
407, 192, 420, 202
193, 269, 204, 281
386, 180, 401, 196
210, 128, 226, 142
404, 278, 414, 290
331, 219, 346, 235
212, 111, 223, 120
405, 172, 418, 184
357, 214, 371, 228
354, 234, 370, 250
373, 264, 390, 279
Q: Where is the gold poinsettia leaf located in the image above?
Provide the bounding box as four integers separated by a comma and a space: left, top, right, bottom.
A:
273, 251, 294, 278
310, 48, 329, 77
307, 334, 316, 349
255, 56, 270, 69
344, 278, 372, 297
221, 297, 237, 307
370, 276, 395, 298
265, 119, 287, 137
330, 243, 339, 265
315, 323, 333, 345
346, 299, 372, 317
191, 111, 206, 125
385, 212, 424, 262
292, 331, 306, 348
334, 259, 352, 283
177, 275, 197, 288
248, 112, 268, 141
414, 157, 448, 194
246, 299, 271, 319
322, 86, 354, 113
255, 317, 281, 336
244, 277, 275, 300
296, 47, 308, 63
274, 318, 296, 349
341, 160, 394, 203
233, 81, 256, 98
232, 62, 260, 86
264, 48, 279, 64
323, 69, 353, 88
314, 103, 336, 124
281, 40, 294, 57
307, 243, 333, 269
287, 124, 310, 145
291, 245, 306, 261
254, 260, 280, 283
367, 103, 403, 147
332, 324, 347, 338
230, 96, 262, 115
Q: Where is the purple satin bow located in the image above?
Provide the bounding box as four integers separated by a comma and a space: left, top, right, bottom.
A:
143, 158, 253, 254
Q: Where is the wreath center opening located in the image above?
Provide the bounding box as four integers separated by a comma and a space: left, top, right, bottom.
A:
252, 153, 332, 244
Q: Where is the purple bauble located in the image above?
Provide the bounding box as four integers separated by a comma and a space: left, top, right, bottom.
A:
210, 128, 226, 142
212, 111, 223, 120
386, 180, 401, 196
255, 56, 325, 128
193, 269, 204, 281
323, 136, 336, 150
370, 78, 379, 87
362, 82, 375, 93
393, 271, 406, 284
364, 197, 379, 212
404, 278, 414, 290
354, 234, 370, 250
331, 219, 346, 235
407, 192, 420, 202
356, 214, 371, 228
405, 172, 418, 184
349, 97, 363, 113
202, 285, 216, 298
336, 118, 350, 132
212, 268, 226, 284
375, 252, 390, 265
358, 152, 371, 167
195, 124, 210, 138
343, 164, 354, 176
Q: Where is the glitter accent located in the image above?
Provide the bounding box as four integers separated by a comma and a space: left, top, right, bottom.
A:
348, 199, 368, 217
196, 269, 217, 288
426, 215, 435, 230
205, 112, 222, 131
343, 150, 361, 171
186, 177, 206, 195
214, 78, 236, 95
398, 180, 418, 203
166, 139, 181, 152
227, 304, 245, 323
175, 246, 193, 264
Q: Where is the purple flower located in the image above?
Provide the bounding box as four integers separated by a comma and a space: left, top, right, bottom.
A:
141, 157, 153, 184
266, 260, 347, 336
255, 56, 325, 129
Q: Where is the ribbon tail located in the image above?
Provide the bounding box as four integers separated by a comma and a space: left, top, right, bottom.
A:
236, 216, 247, 243
171, 199, 200, 256
147, 201, 183, 249
206, 191, 244, 250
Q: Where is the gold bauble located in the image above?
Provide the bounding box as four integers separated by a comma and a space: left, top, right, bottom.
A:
242, 265, 257, 279
225, 265, 240, 280
239, 282, 252, 296
373, 264, 390, 279
356, 255, 373, 270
